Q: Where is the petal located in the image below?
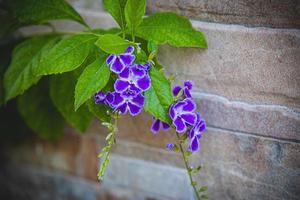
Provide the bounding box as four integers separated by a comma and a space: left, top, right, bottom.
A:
184, 80, 193, 90
114, 79, 129, 93
119, 54, 135, 65
173, 117, 186, 133
116, 103, 127, 114
181, 113, 197, 125
151, 119, 160, 134
132, 94, 145, 107
184, 87, 192, 98
166, 143, 175, 151
189, 128, 195, 139
136, 75, 151, 91
198, 119, 206, 132
162, 122, 170, 130
174, 100, 186, 110
172, 85, 182, 97
131, 65, 146, 77
94, 91, 106, 104
182, 98, 196, 112
190, 137, 200, 152
112, 92, 124, 107
129, 84, 142, 94
106, 92, 115, 106
124, 45, 134, 54
119, 67, 130, 79
169, 105, 176, 120
106, 54, 115, 65
111, 57, 125, 73
127, 102, 142, 116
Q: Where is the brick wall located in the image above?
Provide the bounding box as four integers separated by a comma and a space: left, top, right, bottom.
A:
0, 0, 299, 200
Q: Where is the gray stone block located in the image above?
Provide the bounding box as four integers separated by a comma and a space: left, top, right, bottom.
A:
157, 21, 300, 110
103, 154, 194, 199
194, 93, 300, 141
192, 127, 300, 200
147, 0, 300, 28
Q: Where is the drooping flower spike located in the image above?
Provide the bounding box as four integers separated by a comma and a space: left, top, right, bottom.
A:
189, 113, 206, 152
169, 98, 197, 133
106, 46, 135, 74
150, 117, 170, 134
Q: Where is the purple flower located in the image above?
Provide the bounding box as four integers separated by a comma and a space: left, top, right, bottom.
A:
94, 91, 107, 104
150, 117, 170, 134
166, 143, 175, 151
169, 98, 197, 133
114, 64, 151, 94
189, 113, 206, 152
172, 80, 193, 98
106, 46, 135, 74
108, 91, 145, 116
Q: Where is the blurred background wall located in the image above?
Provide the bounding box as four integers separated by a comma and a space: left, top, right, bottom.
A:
0, 0, 299, 199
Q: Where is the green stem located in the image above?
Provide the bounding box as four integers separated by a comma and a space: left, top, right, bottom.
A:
176, 132, 201, 200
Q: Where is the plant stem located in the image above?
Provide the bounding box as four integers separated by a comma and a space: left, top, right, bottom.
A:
176, 132, 201, 200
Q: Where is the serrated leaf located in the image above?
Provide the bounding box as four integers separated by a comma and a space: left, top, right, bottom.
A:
125, 0, 146, 37
136, 12, 207, 48
50, 69, 93, 132
4, 35, 60, 102
144, 67, 173, 124
201, 194, 209, 199
87, 99, 112, 123
6, 0, 88, 27
103, 0, 127, 30
95, 34, 131, 54
18, 80, 64, 140
36, 34, 97, 75
75, 56, 111, 110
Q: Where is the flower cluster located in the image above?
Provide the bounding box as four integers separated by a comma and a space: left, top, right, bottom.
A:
94, 46, 206, 153
94, 46, 151, 116
151, 80, 206, 152
170, 81, 206, 152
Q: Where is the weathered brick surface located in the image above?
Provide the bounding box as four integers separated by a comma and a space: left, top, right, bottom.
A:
2, 123, 300, 200
68, 0, 300, 28
195, 93, 300, 141
194, 128, 300, 200
147, 0, 300, 28
6, 3, 300, 200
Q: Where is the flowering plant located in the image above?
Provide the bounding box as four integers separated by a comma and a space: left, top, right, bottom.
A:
1, 0, 208, 198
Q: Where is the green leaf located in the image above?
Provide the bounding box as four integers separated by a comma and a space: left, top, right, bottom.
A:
125, 0, 146, 37
95, 34, 131, 54
136, 12, 207, 48
50, 69, 93, 132
75, 56, 111, 110
147, 40, 158, 56
18, 80, 64, 140
144, 67, 173, 124
7, 0, 88, 27
103, 0, 127, 30
87, 98, 112, 123
4, 35, 60, 102
200, 194, 209, 199
149, 67, 173, 107
198, 186, 208, 193
36, 34, 97, 75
